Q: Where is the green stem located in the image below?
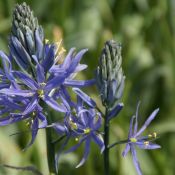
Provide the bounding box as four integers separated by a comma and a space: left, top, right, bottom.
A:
108, 139, 129, 149
104, 108, 109, 175
46, 119, 57, 175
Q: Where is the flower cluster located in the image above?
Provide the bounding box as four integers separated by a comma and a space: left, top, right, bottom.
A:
0, 2, 161, 174
0, 2, 103, 166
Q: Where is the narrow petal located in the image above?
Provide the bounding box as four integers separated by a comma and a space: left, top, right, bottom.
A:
24, 117, 39, 150
65, 137, 86, 153
42, 45, 55, 72
64, 79, 96, 87
76, 138, 91, 168
38, 112, 47, 128
53, 123, 68, 134
107, 103, 124, 121
135, 108, 159, 137
122, 143, 130, 157
92, 133, 104, 153
13, 71, 38, 90
44, 95, 66, 112
44, 75, 65, 91
129, 116, 135, 138
73, 88, 96, 108
36, 64, 45, 83
134, 101, 141, 135
22, 97, 38, 115
67, 49, 88, 74
0, 89, 34, 97
35, 28, 44, 61
62, 48, 75, 69
136, 141, 161, 150
74, 64, 87, 72
130, 145, 142, 175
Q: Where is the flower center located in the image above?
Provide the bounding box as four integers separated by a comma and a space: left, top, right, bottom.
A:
69, 120, 78, 130
37, 89, 44, 98
84, 128, 91, 134
130, 137, 137, 143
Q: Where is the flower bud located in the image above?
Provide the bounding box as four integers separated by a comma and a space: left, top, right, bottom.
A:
95, 40, 125, 108
10, 2, 44, 72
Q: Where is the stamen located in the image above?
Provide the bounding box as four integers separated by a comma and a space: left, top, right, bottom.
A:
84, 128, 91, 134
37, 89, 44, 98
69, 120, 78, 130
75, 137, 79, 142
130, 137, 137, 143
144, 141, 149, 146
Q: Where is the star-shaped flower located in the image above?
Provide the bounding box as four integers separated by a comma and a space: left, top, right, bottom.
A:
122, 102, 161, 175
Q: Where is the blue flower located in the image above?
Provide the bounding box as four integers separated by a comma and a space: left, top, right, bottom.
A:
122, 102, 161, 175
54, 88, 104, 168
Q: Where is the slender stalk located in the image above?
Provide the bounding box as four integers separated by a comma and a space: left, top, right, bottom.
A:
104, 108, 109, 175
46, 116, 57, 175
108, 139, 129, 149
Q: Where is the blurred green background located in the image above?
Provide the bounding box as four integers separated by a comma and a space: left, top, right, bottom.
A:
0, 0, 175, 175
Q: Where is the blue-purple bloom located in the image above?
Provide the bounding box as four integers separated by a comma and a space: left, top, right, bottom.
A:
54, 88, 104, 168
0, 38, 94, 147
122, 102, 161, 175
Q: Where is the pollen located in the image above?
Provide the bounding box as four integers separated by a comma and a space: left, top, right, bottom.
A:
37, 89, 44, 98
69, 120, 78, 130
144, 141, 149, 146
130, 137, 137, 143
40, 82, 46, 87
148, 132, 157, 138
84, 128, 91, 134
75, 137, 79, 142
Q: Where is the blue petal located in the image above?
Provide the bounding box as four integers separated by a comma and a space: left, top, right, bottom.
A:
13, 71, 38, 90
42, 44, 55, 72
135, 108, 159, 137
53, 123, 68, 134
64, 79, 96, 87
73, 88, 96, 108
74, 64, 87, 72
24, 117, 39, 150
22, 97, 38, 115
129, 116, 135, 138
130, 145, 142, 175
107, 103, 124, 121
36, 64, 45, 83
67, 49, 88, 74
38, 112, 47, 128
44, 75, 65, 91
44, 95, 67, 112
62, 48, 75, 69
122, 143, 130, 157
134, 101, 141, 135
76, 138, 91, 168
92, 133, 104, 153
0, 89, 35, 97
35, 28, 44, 61
136, 141, 161, 150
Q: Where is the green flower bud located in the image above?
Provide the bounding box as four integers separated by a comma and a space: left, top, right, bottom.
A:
95, 40, 125, 108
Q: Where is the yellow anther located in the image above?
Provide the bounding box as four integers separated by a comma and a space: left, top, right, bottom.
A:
130, 138, 137, 143
45, 39, 49, 44
148, 132, 157, 138
84, 128, 91, 134
37, 89, 44, 98
144, 141, 149, 146
40, 82, 46, 87
75, 138, 79, 142
69, 120, 78, 130
32, 112, 36, 116
152, 132, 157, 138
